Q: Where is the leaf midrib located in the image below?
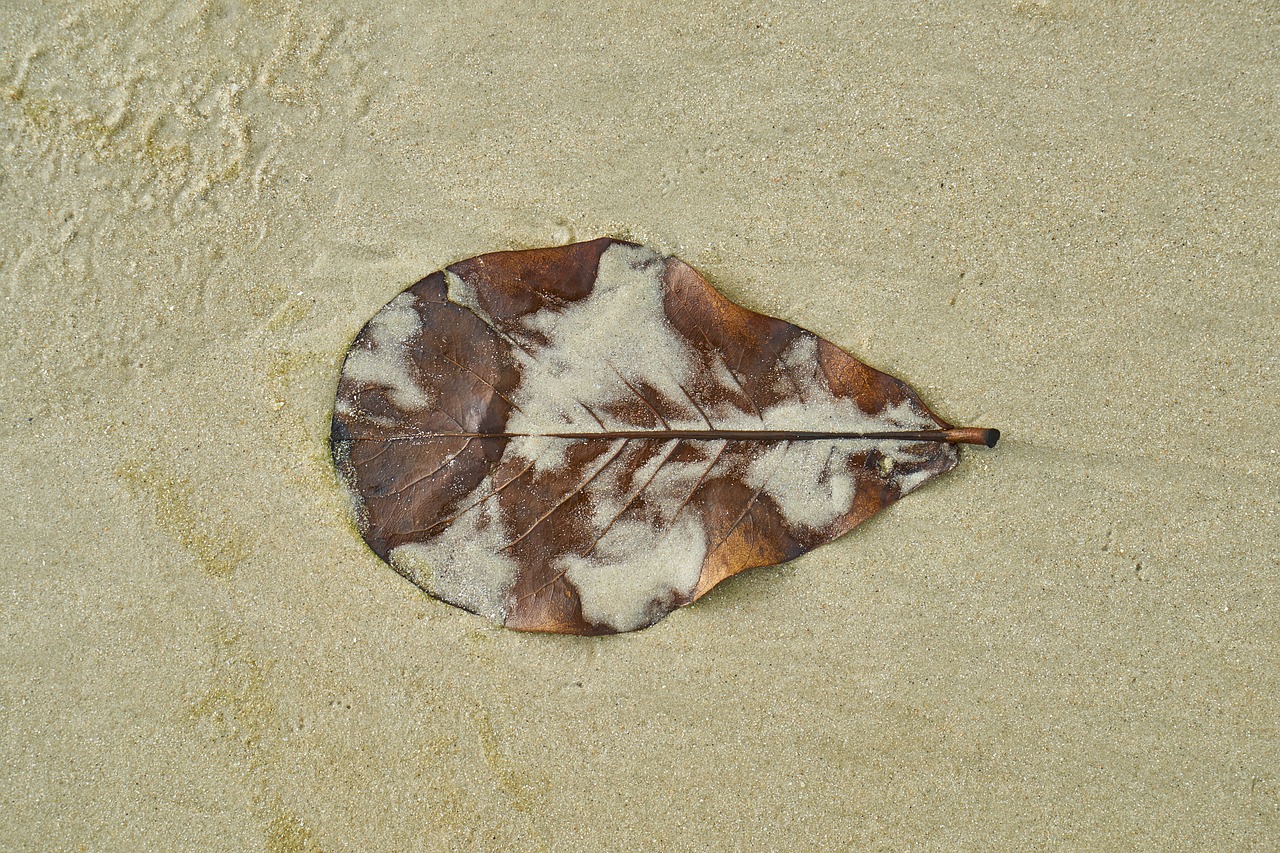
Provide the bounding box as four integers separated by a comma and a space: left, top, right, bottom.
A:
368, 427, 996, 446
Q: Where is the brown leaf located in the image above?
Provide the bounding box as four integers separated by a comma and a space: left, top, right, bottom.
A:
331, 238, 997, 635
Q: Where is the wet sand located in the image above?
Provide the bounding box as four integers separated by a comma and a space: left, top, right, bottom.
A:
1, 1, 1276, 849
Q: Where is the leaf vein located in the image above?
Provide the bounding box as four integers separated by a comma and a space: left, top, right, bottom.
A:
707, 440, 789, 557
382, 438, 473, 498
416, 457, 536, 537
500, 439, 629, 552
670, 439, 729, 523
434, 351, 523, 413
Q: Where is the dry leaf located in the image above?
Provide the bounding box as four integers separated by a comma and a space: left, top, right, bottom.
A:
331, 238, 997, 635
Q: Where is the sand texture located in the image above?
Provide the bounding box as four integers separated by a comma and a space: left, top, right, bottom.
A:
1, 1, 1276, 850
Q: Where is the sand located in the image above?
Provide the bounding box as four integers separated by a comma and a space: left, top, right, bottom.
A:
1, 1, 1276, 849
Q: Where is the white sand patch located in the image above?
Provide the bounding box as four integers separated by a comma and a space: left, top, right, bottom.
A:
504, 243, 702, 471
342, 292, 431, 410
389, 499, 518, 623
708, 353, 744, 395
745, 440, 857, 530
445, 270, 498, 330
778, 333, 820, 376
562, 513, 707, 633
894, 467, 935, 496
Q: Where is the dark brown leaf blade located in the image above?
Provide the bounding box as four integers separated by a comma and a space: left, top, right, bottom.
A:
331, 238, 997, 635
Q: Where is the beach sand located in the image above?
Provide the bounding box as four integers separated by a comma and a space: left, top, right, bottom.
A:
1, 1, 1276, 849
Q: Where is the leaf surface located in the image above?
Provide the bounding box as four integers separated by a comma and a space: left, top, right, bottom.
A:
331, 238, 996, 634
